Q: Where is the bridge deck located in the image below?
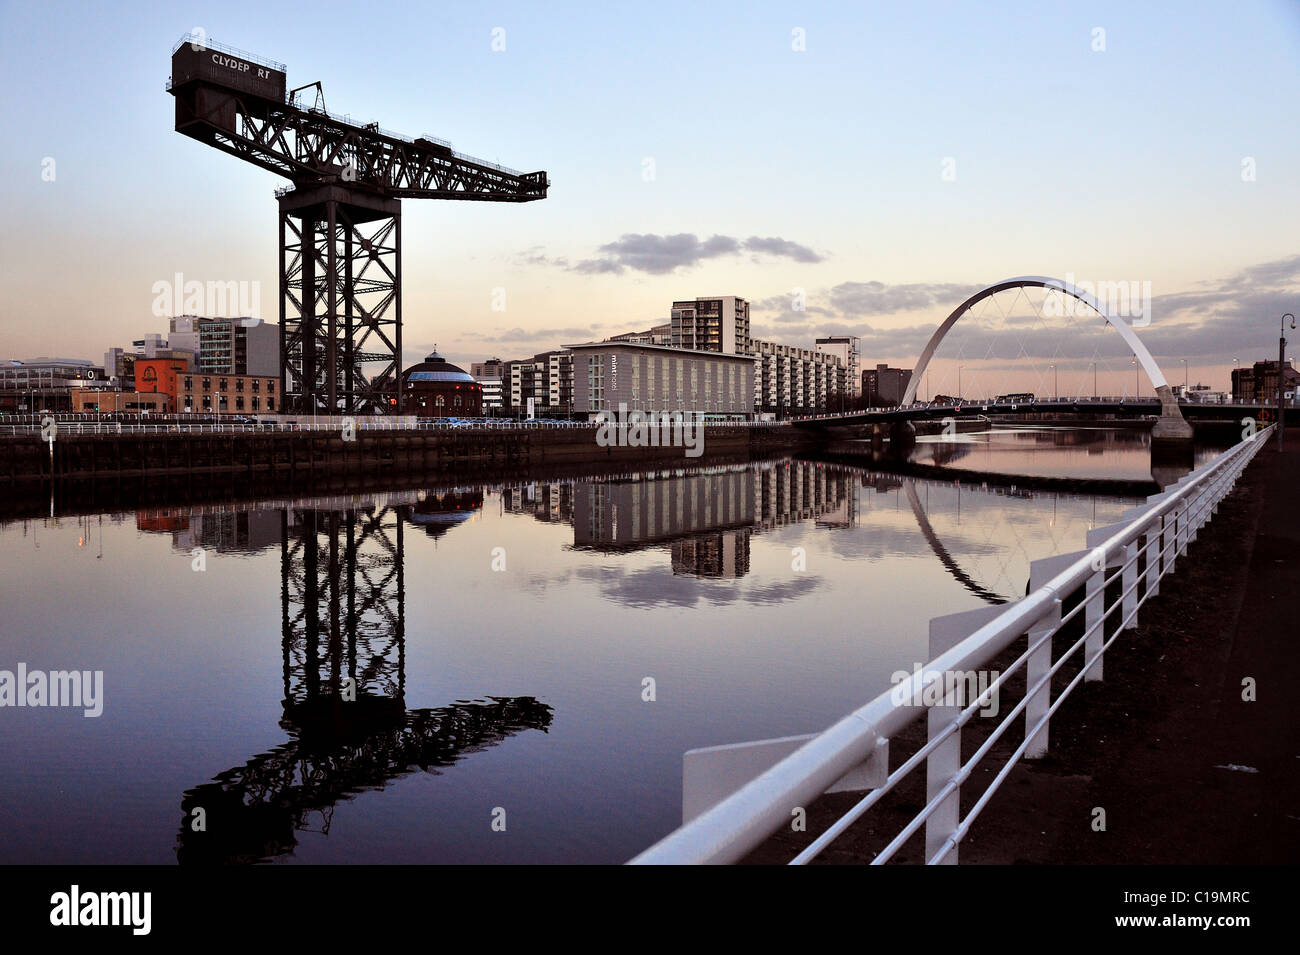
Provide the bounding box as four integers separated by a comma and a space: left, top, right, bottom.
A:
793, 400, 1289, 427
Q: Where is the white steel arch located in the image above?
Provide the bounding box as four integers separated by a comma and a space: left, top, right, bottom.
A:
900, 275, 1168, 406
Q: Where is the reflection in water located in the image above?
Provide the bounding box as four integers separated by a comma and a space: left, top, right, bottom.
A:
2, 447, 1165, 864
905, 426, 1221, 484
176, 504, 552, 864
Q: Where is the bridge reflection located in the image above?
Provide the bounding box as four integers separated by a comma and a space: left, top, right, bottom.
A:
175, 503, 552, 865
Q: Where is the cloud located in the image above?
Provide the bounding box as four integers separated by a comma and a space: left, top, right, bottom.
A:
566, 233, 822, 275
829, 281, 982, 318
741, 236, 822, 264
475, 326, 601, 344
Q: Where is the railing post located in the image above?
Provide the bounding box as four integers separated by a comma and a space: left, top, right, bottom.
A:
1025, 597, 1061, 759
925, 701, 961, 865
1144, 516, 1162, 599
1122, 538, 1139, 629
1084, 562, 1105, 681
1176, 502, 1189, 557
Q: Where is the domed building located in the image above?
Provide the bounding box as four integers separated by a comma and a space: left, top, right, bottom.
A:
401, 349, 482, 418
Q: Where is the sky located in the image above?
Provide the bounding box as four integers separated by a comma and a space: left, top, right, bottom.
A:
2, 0, 1298, 397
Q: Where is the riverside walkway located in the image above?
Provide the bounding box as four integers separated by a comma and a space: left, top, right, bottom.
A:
957, 442, 1300, 864
744, 442, 1299, 865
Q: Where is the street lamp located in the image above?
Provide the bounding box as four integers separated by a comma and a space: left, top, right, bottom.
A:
1279, 313, 1295, 451
1091, 361, 1097, 399
1131, 358, 1138, 397
1049, 363, 1057, 401
1181, 357, 1188, 394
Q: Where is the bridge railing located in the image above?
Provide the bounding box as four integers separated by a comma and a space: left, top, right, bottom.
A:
629, 426, 1273, 865
0, 417, 793, 437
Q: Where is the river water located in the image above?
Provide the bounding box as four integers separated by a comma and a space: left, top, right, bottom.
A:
0, 427, 1222, 863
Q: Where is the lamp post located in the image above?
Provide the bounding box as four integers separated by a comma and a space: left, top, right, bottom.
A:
1049, 363, 1057, 401
1279, 313, 1295, 451
1131, 358, 1138, 397
1181, 357, 1188, 394
958, 365, 964, 402
1091, 361, 1097, 399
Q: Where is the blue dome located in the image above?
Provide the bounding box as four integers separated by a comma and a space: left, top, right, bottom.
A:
404, 351, 474, 384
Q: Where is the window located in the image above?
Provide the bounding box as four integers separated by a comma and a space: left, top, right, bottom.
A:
184, 377, 192, 390
252, 397, 259, 411
236, 379, 244, 393
235, 397, 244, 410
454, 395, 462, 407
252, 380, 260, 393
202, 377, 211, 391
267, 397, 274, 411
436, 395, 445, 406
268, 380, 275, 393
219, 378, 228, 392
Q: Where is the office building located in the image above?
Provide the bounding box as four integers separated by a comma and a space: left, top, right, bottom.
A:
197, 317, 279, 376
0, 357, 107, 413
1232, 360, 1300, 404
863, 363, 913, 406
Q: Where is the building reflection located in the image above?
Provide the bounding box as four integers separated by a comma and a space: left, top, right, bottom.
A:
495, 462, 860, 580
176, 503, 551, 865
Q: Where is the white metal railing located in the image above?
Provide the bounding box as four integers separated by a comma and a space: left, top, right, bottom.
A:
629, 427, 1273, 865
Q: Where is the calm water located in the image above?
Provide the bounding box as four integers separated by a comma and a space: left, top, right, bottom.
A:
0, 428, 1210, 863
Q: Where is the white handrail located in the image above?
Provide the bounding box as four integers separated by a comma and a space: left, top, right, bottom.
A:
629, 427, 1272, 864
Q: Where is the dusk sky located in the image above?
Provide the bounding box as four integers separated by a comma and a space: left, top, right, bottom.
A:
3, 0, 1298, 396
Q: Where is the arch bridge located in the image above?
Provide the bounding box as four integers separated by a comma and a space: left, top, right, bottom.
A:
798, 276, 1194, 445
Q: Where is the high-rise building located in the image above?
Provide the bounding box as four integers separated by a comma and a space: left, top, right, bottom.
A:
816, 336, 859, 398
863, 363, 913, 406
670, 296, 751, 355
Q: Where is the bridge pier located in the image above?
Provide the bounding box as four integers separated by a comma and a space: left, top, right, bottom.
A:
871, 424, 885, 451
1151, 384, 1195, 464
888, 420, 916, 455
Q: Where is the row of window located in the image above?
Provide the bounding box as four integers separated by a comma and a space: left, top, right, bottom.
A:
182, 377, 276, 394
182, 396, 275, 412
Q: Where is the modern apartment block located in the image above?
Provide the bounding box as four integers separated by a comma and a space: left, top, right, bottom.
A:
670, 296, 751, 355
506, 349, 574, 415
863, 363, 913, 406
752, 339, 844, 415
815, 336, 860, 397
568, 341, 755, 417
609, 323, 672, 347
